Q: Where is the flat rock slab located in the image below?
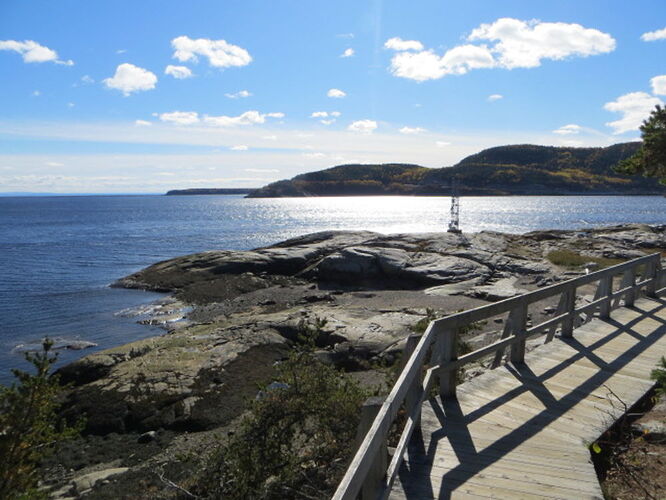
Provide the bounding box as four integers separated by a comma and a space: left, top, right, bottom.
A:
466, 277, 529, 301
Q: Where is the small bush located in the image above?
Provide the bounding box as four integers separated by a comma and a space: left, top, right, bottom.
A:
0, 339, 83, 499
197, 351, 368, 499
651, 356, 666, 396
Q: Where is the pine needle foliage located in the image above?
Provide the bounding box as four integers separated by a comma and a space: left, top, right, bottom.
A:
0, 339, 83, 499
614, 104, 666, 184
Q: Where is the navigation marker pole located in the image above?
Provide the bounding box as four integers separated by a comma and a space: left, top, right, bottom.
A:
447, 178, 461, 234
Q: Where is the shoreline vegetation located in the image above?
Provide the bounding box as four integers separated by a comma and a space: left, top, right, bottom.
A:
30, 223, 666, 498
165, 143, 666, 198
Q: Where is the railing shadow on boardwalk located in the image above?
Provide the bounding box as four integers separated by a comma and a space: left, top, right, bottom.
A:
397, 298, 666, 500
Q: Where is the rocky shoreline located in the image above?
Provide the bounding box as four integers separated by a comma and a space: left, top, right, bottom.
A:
44, 223, 665, 498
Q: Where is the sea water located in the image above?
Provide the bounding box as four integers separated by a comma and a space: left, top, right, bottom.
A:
0, 194, 663, 383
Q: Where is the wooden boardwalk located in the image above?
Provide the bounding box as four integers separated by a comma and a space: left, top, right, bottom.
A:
334, 254, 665, 500
392, 296, 666, 499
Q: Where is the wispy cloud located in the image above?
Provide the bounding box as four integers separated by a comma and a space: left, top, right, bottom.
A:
171, 36, 252, 68
327, 88, 346, 98
164, 65, 193, 79
641, 27, 666, 42
0, 39, 73, 65
225, 90, 252, 99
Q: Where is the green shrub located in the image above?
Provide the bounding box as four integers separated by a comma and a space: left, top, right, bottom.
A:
0, 339, 83, 499
651, 356, 666, 396
197, 351, 368, 499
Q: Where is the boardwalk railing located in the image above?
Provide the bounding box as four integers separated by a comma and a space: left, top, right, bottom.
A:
333, 253, 665, 500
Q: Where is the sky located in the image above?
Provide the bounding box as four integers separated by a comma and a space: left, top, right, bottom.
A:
1, 0, 665, 194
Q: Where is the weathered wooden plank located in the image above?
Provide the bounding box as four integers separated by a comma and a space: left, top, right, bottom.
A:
395, 466, 602, 500
405, 443, 595, 478
401, 460, 602, 495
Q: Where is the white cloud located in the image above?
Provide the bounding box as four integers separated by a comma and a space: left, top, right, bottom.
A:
135, 120, 152, 126
311, 111, 328, 118
320, 119, 335, 125
469, 18, 615, 69
0, 39, 73, 65
262, 135, 278, 141
650, 75, 666, 95
116, 49, 127, 54
399, 126, 426, 134
230, 145, 249, 151
384, 37, 424, 51
225, 90, 252, 99
553, 124, 582, 135
604, 92, 664, 134
245, 168, 279, 173
388, 18, 615, 81
303, 152, 327, 159
330, 111, 341, 117
171, 36, 251, 68
436, 141, 451, 147
341, 48, 354, 58
348, 119, 377, 134
159, 111, 200, 125
337, 33, 355, 39
81, 75, 94, 84
45, 161, 64, 167
641, 27, 666, 42
204, 110, 283, 127
488, 94, 503, 102
67, 102, 75, 108
389, 45, 495, 81
103, 63, 157, 96
32, 90, 41, 97
327, 88, 346, 98
164, 65, 193, 79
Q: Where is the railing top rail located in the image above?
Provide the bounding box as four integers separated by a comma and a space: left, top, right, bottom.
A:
432, 252, 659, 330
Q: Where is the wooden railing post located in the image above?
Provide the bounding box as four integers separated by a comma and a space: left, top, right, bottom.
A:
509, 298, 528, 364
622, 268, 636, 307
403, 334, 422, 430
644, 258, 659, 298
438, 327, 458, 398
354, 396, 387, 500
561, 285, 576, 338
597, 275, 613, 319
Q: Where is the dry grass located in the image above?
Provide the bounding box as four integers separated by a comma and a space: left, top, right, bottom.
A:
546, 249, 624, 269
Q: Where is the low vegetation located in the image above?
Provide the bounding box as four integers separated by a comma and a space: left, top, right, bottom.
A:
546, 249, 623, 269
195, 341, 369, 499
652, 357, 666, 396
592, 357, 666, 499
0, 339, 83, 500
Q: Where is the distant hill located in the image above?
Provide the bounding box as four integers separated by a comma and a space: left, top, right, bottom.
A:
247, 142, 664, 197
166, 188, 256, 196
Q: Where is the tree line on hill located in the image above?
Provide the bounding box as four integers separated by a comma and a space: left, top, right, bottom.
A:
246, 142, 665, 197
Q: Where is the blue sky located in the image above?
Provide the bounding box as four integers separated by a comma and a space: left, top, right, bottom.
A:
1, 0, 665, 193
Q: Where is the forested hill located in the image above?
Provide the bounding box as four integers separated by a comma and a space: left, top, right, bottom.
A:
247, 142, 664, 197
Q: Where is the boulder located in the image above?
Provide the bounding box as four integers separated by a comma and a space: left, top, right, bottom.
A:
314, 246, 489, 287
